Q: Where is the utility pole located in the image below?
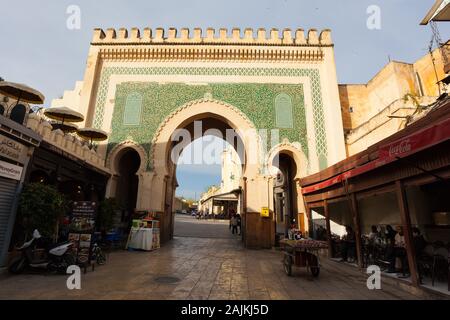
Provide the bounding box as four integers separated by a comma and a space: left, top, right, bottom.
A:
429, 20, 447, 95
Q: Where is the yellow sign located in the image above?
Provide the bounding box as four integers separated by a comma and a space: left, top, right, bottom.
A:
261, 207, 270, 218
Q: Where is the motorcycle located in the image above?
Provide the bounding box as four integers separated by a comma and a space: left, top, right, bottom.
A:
8, 230, 76, 274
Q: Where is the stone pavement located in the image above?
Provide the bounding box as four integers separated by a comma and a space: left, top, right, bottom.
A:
0, 216, 424, 300
174, 214, 236, 239
0, 237, 423, 300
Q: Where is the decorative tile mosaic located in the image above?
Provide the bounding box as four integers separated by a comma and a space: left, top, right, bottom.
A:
93, 67, 328, 170
123, 92, 143, 126
275, 93, 294, 129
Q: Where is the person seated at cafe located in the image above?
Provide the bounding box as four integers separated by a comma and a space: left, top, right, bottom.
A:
315, 226, 327, 241
340, 225, 356, 262
412, 227, 427, 256
368, 225, 379, 242
385, 225, 397, 244
412, 227, 428, 282
365, 225, 380, 260
389, 226, 409, 277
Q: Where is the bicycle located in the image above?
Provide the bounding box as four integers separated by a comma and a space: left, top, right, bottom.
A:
91, 242, 107, 265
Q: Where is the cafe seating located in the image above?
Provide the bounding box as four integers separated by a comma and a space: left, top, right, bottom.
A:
431, 245, 449, 287
417, 244, 434, 282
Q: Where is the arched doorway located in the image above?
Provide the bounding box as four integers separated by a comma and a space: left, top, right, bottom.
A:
272, 153, 298, 239
115, 148, 141, 227
172, 133, 243, 239
150, 99, 261, 245
164, 116, 246, 241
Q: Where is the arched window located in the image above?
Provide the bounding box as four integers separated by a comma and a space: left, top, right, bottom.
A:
10, 104, 27, 124
275, 93, 294, 129
0, 104, 5, 115
123, 92, 143, 125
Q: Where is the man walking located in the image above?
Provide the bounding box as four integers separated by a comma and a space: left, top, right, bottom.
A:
236, 214, 242, 235
230, 214, 238, 235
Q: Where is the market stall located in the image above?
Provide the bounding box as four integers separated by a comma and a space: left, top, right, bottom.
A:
280, 238, 328, 277
125, 213, 160, 251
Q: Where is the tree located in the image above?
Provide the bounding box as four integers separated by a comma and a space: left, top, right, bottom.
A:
97, 198, 119, 232
18, 183, 67, 240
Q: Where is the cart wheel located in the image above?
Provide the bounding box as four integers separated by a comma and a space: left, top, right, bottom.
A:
310, 266, 320, 278
284, 255, 293, 276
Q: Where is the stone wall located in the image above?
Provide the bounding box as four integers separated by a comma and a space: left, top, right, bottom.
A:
345, 96, 436, 155
339, 48, 446, 133
25, 113, 107, 171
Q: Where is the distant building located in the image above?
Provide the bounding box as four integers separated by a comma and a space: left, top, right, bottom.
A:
199, 148, 241, 217
173, 197, 189, 212
220, 147, 242, 193
340, 47, 449, 155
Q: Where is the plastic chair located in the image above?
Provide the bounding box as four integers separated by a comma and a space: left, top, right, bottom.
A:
432, 246, 449, 286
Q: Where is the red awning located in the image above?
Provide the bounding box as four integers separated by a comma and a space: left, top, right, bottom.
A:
302, 116, 450, 195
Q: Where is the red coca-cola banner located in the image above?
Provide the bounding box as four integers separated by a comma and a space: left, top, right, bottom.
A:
379, 117, 450, 160
302, 116, 450, 195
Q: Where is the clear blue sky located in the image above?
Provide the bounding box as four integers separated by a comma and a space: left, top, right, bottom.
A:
1, 0, 448, 199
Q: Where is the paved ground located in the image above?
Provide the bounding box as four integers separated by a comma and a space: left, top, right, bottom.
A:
174, 214, 238, 239
0, 216, 424, 300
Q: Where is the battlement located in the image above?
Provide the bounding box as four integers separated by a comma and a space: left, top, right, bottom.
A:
91, 27, 333, 46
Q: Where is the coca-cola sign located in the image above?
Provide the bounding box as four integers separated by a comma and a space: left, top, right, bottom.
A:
387, 139, 412, 158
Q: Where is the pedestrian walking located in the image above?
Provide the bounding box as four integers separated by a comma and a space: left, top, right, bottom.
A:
230, 214, 238, 235
236, 214, 242, 235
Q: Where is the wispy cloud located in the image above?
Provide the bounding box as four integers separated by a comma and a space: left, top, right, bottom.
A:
1, 1, 447, 104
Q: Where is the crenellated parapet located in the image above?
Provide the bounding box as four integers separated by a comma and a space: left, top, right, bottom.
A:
26, 113, 109, 171
92, 27, 333, 46
91, 27, 332, 62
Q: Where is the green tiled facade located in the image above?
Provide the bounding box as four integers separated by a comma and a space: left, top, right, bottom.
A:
93, 67, 328, 170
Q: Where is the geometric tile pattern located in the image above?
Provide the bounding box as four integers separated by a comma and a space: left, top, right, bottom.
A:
93, 67, 328, 169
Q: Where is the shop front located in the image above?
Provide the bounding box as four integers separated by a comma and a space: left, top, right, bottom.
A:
300, 96, 450, 295
0, 115, 41, 267
25, 141, 110, 202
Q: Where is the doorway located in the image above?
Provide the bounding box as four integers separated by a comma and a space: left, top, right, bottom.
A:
116, 148, 141, 228
273, 153, 298, 240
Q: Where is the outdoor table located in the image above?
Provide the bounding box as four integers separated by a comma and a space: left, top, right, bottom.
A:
127, 227, 154, 251
280, 239, 328, 277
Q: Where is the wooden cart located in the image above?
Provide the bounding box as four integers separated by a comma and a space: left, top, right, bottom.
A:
280, 239, 328, 277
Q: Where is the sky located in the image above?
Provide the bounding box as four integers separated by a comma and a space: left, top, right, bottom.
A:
176, 136, 230, 200
1, 0, 448, 199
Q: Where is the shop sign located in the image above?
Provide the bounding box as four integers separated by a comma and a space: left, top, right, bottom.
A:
0, 135, 27, 164
69, 201, 98, 265
261, 207, 270, 218
0, 159, 23, 181
379, 117, 450, 160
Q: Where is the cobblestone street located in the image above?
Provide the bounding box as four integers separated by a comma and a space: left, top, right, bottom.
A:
0, 216, 423, 300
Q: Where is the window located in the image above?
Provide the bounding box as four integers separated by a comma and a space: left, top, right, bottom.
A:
0, 104, 4, 115
349, 106, 354, 113
123, 93, 143, 126
10, 104, 26, 124
275, 93, 294, 129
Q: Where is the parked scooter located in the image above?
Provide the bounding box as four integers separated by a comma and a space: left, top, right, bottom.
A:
8, 230, 76, 274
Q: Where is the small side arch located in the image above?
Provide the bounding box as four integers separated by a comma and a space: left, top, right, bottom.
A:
106, 140, 148, 175
266, 140, 308, 180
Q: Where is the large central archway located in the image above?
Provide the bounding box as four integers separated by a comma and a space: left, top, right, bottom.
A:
147, 99, 262, 243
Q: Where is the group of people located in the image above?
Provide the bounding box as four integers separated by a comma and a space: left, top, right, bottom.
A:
365, 224, 426, 276
338, 224, 427, 277
229, 211, 242, 235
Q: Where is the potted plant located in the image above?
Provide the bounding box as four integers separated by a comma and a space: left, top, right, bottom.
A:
18, 183, 67, 242
96, 198, 119, 234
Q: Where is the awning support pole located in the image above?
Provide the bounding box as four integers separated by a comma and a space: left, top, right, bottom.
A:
395, 180, 420, 287
324, 200, 333, 258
